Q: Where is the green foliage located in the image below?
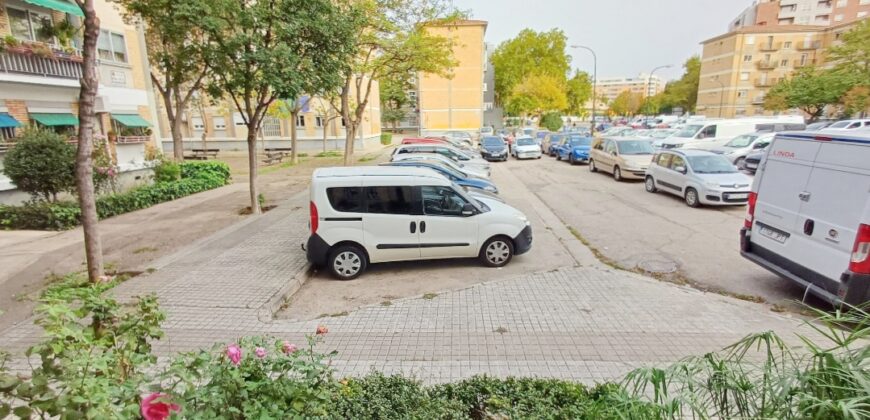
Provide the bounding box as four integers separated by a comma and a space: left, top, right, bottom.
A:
843, 85, 870, 116
826, 19, 870, 83
380, 71, 415, 127
0, 273, 164, 419
328, 373, 465, 418
609, 91, 644, 116
508, 74, 568, 117
380, 132, 393, 145
1, 128, 76, 202
152, 159, 182, 183
565, 70, 593, 116
540, 112, 564, 132
491, 28, 570, 105
0, 161, 231, 230
651, 56, 701, 114
764, 67, 854, 121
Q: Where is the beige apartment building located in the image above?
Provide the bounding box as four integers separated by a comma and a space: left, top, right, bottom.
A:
732, 0, 870, 29
418, 20, 487, 135
595, 74, 665, 104
697, 21, 860, 119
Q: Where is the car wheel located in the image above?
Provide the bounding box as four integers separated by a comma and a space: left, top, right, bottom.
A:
645, 176, 657, 193
328, 244, 367, 280
537, 155, 542, 159
589, 159, 598, 172
613, 166, 622, 181
479, 236, 514, 268
556, 154, 561, 161
569, 155, 576, 165
734, 157, 745, 169
685, 188, 701, 208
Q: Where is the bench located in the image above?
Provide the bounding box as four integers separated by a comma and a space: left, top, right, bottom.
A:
184, 148, 220, 160
262, 147, 292, 165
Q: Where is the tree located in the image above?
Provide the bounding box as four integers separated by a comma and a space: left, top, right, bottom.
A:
655, 56, 700, 113
490, 29, 570, 105
113, 0, 208, 160
609, 91, 643, 116
565, 70, 592, 117
380, 71, 415, 129
267, 97, 310, 165
71, 0, 104, 282
539, 112, 563, 132
2, 128, 76, 202
763, 67, 853, 121
337, 0, 456, 166
843, 85, 870, 118
826, 19, 870, 82
507, 74, 567, 117
200, 0, 358, 214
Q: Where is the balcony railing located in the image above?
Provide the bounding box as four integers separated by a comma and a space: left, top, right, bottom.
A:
756, 60, 777, 70
0, 49, 83, 80
752, 96, 766, 105
754, 78, 777, 87
797, 41, 821, 50
794, 59, 816, 68
758, 43, 780, 52
116, 136, 151, 144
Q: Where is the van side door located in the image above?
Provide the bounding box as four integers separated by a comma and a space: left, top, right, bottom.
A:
418, 186, 479, 259
361, 183, 421, 263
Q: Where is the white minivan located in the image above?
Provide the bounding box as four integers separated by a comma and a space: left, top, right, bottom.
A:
662, 117, 805, 150
740, 131, 870, 305
305, 167, 533, 280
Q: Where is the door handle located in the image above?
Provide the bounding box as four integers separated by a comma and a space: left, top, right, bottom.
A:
410, 221, 416, 234
799, 191, 811, 202
804, 219, 814, 236
420, 221, 426, 233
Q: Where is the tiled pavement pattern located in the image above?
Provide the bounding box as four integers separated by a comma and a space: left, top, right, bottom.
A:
0, 192, 815, 384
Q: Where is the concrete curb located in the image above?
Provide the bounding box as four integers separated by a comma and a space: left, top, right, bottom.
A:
257, 262, 313, 323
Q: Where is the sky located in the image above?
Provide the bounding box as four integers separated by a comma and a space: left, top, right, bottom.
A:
454, 0, 751, 82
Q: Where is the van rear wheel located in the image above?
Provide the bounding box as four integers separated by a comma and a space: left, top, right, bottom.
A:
479, 237, 514, 268
328, 244, 367, 280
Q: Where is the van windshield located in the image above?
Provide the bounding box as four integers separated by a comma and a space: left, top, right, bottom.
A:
674, 125, 704, 138
617, 140, 654, 155
687, 155, 737, 174
725, 134, 758, 148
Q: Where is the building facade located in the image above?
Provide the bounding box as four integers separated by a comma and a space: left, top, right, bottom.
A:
482, 42, 503, 129
697, 21, 859, 119
0, 0, 160, 202
732, 0, 870, 29
418, 20, 487, 136
595, 74, 664, 104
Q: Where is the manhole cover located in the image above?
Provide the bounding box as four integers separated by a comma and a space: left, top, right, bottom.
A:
637, 259, 678, 274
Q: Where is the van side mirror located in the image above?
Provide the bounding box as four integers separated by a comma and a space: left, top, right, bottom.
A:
461, 203, 476, 216
674, 165, 687, 174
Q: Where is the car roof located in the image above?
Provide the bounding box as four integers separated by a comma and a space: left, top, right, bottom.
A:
605, 136, 651, 141
313, 166, 447, 180
663, 149, 718, 157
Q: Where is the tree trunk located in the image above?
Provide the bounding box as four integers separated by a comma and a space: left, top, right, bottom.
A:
343, 123, 356, 166
246, 129, 261, 215
290, 110, 299, 164
322, 118, 329, 153
75, 0, 104, 282
171, 116, 184, 160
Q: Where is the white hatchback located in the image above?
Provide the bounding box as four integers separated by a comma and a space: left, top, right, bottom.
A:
305, 167, 533, 280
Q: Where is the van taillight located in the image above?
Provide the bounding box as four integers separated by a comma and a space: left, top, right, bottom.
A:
849, 224, 870, 274
744, 192, 758, 229
309, 201, 319, 234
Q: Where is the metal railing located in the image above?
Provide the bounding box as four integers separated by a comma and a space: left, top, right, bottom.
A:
0, 50, 83, 80
116, 136, 151, 144
756, 60, 777, 70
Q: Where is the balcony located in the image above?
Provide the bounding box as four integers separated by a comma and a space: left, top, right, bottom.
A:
0, 47, 83, 80
797, 41, 822, 50
758, 43, 780, 52
752, 96, 766, 105
794, 59, 816, 68
756, 60, 777, 70
754, 78, 777, 87
116, 136, 151, 144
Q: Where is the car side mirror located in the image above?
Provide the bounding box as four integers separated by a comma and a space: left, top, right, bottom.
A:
754, 143, 766, 149
611, 151, 617, 156
462, 203, 476, 216
674, 165, 687, 174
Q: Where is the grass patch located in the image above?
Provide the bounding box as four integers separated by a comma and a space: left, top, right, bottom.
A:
567, 225, 627, 270
145, 268, 157, 274
422, 292, 438, 300
298, 153, 309, 157
358, 155, 376, 163
315, 151, 342, 158
318, 311, 349, 318
133, 246, 158, 255
260, 160, 296, 175
380, 300, 392, 307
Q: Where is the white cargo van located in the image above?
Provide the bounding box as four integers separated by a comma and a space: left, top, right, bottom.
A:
740, 131, 870, 305
662, 117, 805, 150
305, 167, 533, 280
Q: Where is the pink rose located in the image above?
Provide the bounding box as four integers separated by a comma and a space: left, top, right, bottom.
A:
226, 344, 242, 365
316, 325, 328, 335
282, 341, 297, 355
255, 347, 267, 359
140, 393, 179, 420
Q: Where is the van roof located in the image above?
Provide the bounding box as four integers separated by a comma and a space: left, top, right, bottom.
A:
776, 131, 870, 145
313, 166, 448, 180
662, 149, 719, 157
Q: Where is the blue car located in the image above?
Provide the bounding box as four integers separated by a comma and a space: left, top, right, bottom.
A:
545, 134, 565, 156
383, 161, 499, 193
555, 135, 594, 165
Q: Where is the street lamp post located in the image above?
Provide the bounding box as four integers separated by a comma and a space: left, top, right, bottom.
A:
711, 78, 725, 118
645, 65, 671, 116
570, 45, 597, 134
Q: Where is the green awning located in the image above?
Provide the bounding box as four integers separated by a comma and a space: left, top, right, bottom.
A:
0, 113, 21, 129
30, 113, 79, 127
23, 0, 84, 17
112, 114, 152, 128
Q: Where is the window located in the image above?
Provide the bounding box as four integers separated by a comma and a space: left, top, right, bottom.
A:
366, 186, 415, 215
482, 82, 488, 92
668, 155, 686, 171
834, 14, 844, 21
212, 117, 226, 131
781, 59, 789, 67
740, 72, 750, 81
315, 116, 324, 128
191, 117, 205, 131
97, 30, 127, 63
743, 55, 752, 62
6, 7, 53, 43
836, 0, 847, 6
737, 90, 748, 98
484, 102, 494, 111
327, 187, 364, 213
699, 125, 717, 139
745, 36, 755, 45
422, 186, 469, 217
603, 140, 616, 154
261, 116, 281, 137
296, 114, 306, 127
783, 41, 792, 49
656, 153, 673, 168
859, 11, 868, 18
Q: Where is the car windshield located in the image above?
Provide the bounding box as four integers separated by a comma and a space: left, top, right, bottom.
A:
687, 155, 738, 174
649, 130, 674, 139
725, 134, 758, 148
569, 137, 592, 147
828, 121, 851, 128
482, 137, 505, 146
517, 138, 536, 146
674, 124, 704, 138
616, 140, 654, 155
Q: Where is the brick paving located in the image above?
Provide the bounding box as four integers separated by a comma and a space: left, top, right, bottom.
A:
0, 189, 816, 385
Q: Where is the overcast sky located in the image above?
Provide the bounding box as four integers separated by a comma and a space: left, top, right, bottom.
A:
454, 0, 750, 82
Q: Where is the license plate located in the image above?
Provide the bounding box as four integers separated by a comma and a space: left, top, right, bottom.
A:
746, 163, 757, 169
759, 225, 788, 243
729, 193, 748, 200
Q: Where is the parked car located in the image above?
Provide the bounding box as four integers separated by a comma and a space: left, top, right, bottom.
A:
706, 132, 775, 167
393, 144, 491, 172
306, 166, 533, 280
646, 128, 679, 148
742, 149, 765, 174
382, 161, 498, 193
479, 136, 509, 162
660, 117, 805, 150
589, 137, 656, 181
805, 121, 836, 131
392, 153, 490, 179
644, 149, 752, 208
818, 119, 870, 133
479, 127, 494, 138
401, 137, 478, 155
545, 134, 565, 156
740, 131, 870, 305
554, 135, 593, 165
535, 131, 549, 149
512, 136, 543, 159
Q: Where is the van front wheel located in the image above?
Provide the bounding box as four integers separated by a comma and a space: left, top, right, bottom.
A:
480, 237, 514, 268
328, 244, 367, 280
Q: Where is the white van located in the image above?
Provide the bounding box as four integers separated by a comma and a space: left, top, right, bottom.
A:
662, 117, 805, 150
740, 131, 870, 305
305, 167, 533, 280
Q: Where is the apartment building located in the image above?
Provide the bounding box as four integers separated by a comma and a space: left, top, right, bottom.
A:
697, 21, 858, 118
418, 20, 487, 136
482, 43, 503, 129
0, 0, 160, 202
595, 74, 664, 104
732, 0, 870, 29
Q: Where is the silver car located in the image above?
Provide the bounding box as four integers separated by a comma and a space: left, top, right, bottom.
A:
512, 136, 543, 159
644, 149, 753, 208
706, 132, 774, 167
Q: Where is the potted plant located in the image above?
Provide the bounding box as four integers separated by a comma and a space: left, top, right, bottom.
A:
3, 35, 27, 54
31, 42, 54, 59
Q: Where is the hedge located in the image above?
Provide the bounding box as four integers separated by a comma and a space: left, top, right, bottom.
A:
0, 161, 231, 230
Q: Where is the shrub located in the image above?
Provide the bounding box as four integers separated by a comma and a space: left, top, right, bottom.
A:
540, 112, 564, 132
152, 159, 181, 183
0, 201, 80, 230
1, 128, 76, 202
327, 373, 464, 419
380, 132, 392, 145
180, 160, 232, 185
